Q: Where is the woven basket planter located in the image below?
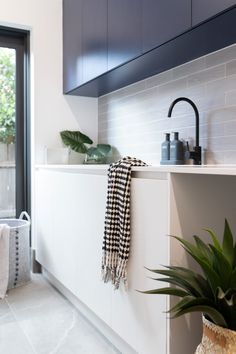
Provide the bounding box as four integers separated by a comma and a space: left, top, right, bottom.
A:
196, 316, 236, 354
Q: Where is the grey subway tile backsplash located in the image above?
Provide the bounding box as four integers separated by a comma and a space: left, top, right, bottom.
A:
226, 60, 236, 76
206, 75, 236, 95
226, 89, 236, 105
146, 69, 173, 89
187, 64, 225, 87
98, 44, 236, 165
205, 44, 236, 67
172, 57, 206, 80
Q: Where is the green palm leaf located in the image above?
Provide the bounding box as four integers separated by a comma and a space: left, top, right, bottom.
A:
142, 220, 236, 330
203, 228, 222, 252
167, 296, 196, 314
183, 246, 221, 295
151, 277, 197, 295
147, 267, 206, 297
193, 235, 213, 262
139, 287, 188, 297
166, 266, 213, 299
173, 305, 228, 328
223, 219, 234, 266
60, 130, 93, 153
209, 245, 232, 289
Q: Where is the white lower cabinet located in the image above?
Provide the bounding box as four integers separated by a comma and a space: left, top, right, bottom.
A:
35, 169, 168, 354
111, 177, 168, 354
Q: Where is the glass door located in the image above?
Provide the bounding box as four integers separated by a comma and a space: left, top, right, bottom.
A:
0, 47, 16, 218
0, 29, 30, 218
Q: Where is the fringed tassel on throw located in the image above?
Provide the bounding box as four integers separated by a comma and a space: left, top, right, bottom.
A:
102, 251, 128, 290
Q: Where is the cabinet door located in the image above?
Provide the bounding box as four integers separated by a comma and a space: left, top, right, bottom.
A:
36, 170, 112, 326
63, 0, 83, 93
111, 177, 168, 354
108, 0, 142, 70
82, 0, 107, 82
192, 0, 236, 26
142, 0, 191, 53
35, 171, 55, 272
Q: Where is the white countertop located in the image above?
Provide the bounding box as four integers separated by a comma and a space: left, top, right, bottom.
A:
35, 164, 236, 176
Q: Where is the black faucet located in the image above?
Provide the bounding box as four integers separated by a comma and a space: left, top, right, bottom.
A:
167, 97, 202, 165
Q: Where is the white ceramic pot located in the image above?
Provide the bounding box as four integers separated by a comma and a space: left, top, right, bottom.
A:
45, 147, 69, 164
68, 150, 85, 164
196, 316, 236, 354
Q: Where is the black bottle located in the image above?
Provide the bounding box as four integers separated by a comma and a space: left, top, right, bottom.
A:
170, 132, 184, 164
160, 133, 170, 164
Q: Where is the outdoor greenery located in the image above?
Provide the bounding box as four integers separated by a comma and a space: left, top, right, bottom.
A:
0, 48, 15, 144
142, 220, 236, 331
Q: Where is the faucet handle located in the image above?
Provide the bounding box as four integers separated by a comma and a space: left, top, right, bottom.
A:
185, 142, 202, 165
193, 146, 202, 165
185, 141, 191, 160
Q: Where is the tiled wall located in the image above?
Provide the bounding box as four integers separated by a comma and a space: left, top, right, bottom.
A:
98, 44, 236, 165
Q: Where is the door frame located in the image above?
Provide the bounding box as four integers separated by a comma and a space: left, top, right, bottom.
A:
0, 27, 30, 217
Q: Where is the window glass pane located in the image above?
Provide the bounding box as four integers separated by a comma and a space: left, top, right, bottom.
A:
0, 47, 16, 218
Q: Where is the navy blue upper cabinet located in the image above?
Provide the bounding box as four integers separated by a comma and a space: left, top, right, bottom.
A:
63, 0, 107, 93
82, 0, 107, 82
142, 0, 191, 53
192, 0, 236, 25
63, 1, 236, 96
63, 0, 83, 93
108, 0, 142, 70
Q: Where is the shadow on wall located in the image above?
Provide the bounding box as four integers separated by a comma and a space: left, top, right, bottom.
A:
204, 106, 236, 164
64, 95, 98, 144
170, 173, 236, 353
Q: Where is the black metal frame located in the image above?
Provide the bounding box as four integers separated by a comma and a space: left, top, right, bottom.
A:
0, 27, 30, 217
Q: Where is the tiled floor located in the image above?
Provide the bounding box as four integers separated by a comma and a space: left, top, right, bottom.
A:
0, 275, 119, 354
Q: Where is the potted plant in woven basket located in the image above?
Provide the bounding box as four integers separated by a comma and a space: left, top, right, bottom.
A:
142, 219, 236, 354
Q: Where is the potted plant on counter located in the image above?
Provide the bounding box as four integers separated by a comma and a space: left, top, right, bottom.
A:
60, 130, 111, 164
142, 219, 236, 353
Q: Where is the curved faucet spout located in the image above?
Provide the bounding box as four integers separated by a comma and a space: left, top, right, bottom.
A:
168, 97, 201, 165
168, 97, 199, 147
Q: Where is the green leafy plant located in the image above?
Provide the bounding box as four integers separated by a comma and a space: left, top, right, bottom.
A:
84, 144, 112, 164
60, 130, 111, 163
0, 48, 15, 144
142, 219, 236, 331
60, 130, 93, 153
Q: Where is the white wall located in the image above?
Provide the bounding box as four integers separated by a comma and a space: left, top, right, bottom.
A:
0, 0, 98, 164
0, 0, 98, 247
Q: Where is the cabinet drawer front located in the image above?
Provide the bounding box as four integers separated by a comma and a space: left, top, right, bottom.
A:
82, 0, 108, 82
108, 0, 142, 70
192, 0, 236, 26
63, 0, 83, 92
142, 0, 191, 53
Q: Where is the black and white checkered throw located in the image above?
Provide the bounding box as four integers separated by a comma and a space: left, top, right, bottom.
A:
102, 156, 147, 289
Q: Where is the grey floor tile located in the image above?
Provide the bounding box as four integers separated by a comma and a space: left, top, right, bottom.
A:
0, 274, 119, 354
0, 318, 35, 354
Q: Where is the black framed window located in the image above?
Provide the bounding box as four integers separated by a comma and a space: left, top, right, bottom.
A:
0, 27, 30, 218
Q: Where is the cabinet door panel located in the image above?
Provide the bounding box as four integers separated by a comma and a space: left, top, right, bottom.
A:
192, 0, 236, 25
51, 172, 112, 325
142, 0, 191, 53
111, 178, 168, 354
36, 171, 112, 326
35, 171, 56, 273
82, 0, 107, 82
63, 0, 83, 93
108, 0, 142, 70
